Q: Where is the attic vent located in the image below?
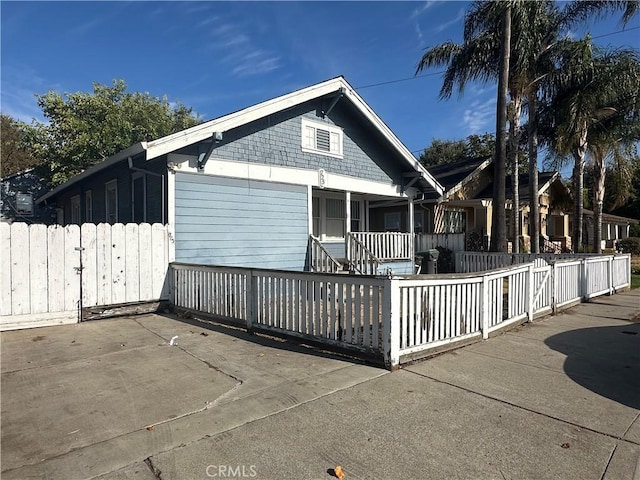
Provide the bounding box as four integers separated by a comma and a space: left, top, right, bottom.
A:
316, 129, 330, 151
301, 118, 343, 158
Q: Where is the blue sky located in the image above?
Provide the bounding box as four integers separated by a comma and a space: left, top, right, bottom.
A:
2, 1, 639, 167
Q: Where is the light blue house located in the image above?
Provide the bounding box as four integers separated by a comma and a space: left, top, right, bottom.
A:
38, 77, 444, 274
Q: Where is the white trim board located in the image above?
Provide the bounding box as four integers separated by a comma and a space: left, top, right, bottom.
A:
169, 155, 414, 198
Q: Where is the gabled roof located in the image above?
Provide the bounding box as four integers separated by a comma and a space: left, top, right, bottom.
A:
475, 171, 558, 201
427, 156, 492, 194
39, 76, 444, 203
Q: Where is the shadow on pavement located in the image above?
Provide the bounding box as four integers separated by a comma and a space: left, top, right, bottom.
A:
544, 322, 640, 409
158, 312, 380, 367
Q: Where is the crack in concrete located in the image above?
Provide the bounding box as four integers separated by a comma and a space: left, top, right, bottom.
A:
405, 368, 640, 447
144, 457, 163, 480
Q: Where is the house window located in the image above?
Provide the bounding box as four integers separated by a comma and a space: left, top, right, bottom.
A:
414, 211, 424, 234
131, 173, 146, 223
105, 180, 118, 224
301, 118, 343, 158
350, 200, 362, 232
326, 198, 345, 238
70, 195, 81, 224
85, 191, 93, 222
384, 212, 401, 232
312, 197, 320, 236
15, 193, 33, 216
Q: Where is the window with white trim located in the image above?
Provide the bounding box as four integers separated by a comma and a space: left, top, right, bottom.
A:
301, 118, 343, 158
414, 211, 424, 234
350, 200, 362, 232
71, 195, 81, 224
85, 191, 93, 222
105, 180, 118, 224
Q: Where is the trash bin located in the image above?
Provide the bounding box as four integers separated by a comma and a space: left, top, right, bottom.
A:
416, 249, 439, 274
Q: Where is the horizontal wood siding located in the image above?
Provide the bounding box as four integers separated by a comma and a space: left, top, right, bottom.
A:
175, 173, 309, 270
320, 242, 345, 259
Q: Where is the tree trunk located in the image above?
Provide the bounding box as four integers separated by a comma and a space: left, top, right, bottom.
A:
572, 126, 588, 252
509, 97, 522, 253
593, 152, 606, 254
528, 94, 539, 254
490, 5, 511, 253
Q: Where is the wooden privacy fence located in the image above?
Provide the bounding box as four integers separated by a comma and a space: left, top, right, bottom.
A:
169, 253, 631, 369
1, 222, 170, 330
415, 233, 465, 253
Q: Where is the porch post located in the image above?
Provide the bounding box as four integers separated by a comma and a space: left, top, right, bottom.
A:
345, 191, 351, 261
408, 197, 415, 260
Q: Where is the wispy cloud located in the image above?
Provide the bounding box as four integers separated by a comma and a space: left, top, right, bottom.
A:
433, 8, 465, 34
0, 65, 54, 123
410, 1, 435, 20
232, 52, 281, 76
463, 96, 496, 134
198, 16, 282, 77
415, 23, 423, 42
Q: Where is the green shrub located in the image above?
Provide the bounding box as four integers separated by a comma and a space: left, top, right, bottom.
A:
616, 237, 640, 255
629, 223, 640, 238
435, 246, 455, 273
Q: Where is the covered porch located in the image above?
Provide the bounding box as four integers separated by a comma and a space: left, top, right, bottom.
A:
308, 187, 419, 275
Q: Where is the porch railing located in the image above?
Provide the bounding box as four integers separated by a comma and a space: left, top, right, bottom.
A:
347, 233, 381, 275
350, 232, 413, 261
309, 236, 342, 273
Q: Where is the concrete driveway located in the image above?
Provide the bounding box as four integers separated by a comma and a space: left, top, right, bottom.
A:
2, 289, 639, 480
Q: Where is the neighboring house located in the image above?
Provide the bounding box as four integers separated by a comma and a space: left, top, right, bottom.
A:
37, 76, 444, 274
576, 209, 639, 250
373, 157, 573, 252
1, 169, 55, 224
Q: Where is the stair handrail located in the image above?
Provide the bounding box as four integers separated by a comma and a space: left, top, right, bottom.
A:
309, 235, 343, 273
347, 233, 381, 275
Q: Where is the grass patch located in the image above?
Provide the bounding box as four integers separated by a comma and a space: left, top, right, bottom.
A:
632, 275, 640, 290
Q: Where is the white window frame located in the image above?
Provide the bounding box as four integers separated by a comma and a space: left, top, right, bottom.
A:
70, 195, 81, 224
131, 172, 147, 223
85, 190, 93, 222
105, 179, 118, 224
301, 118, 343, 159
312, 192, 349, 241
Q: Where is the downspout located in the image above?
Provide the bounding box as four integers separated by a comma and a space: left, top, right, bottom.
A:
128, 157, 165, 225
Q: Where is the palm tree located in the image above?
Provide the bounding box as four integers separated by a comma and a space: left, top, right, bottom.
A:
542, 40, 640, 252
417, 1, 564, 253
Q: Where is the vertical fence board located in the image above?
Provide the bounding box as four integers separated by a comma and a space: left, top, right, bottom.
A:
0, 223, 12, 315
82, 224, 98, 307
111, 224, 127, 304
11, 223, 31, 315
125, 224, 140, 303
63, 225, 80, 312
29, 224, 48, 314
47, 225, 66, 313
151, 223, 167, 299
138, 223, 153, 301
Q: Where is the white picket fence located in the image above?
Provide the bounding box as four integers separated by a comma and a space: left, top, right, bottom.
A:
169, 253, 631, 369
0, 222, 170, 330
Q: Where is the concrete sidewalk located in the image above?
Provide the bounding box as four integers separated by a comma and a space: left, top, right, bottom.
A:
1, 289, 639, 480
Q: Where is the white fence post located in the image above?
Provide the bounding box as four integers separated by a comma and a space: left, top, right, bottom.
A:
550, 261, 557, 314
607, 256, 613, 295
581, 258, 587, 301
527, 263, 534, 322
382, 276, 400, 369
481, 274, 489, 339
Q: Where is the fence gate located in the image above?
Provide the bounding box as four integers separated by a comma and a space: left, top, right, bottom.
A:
1, 222, 170, 330
531, 258, 552, 315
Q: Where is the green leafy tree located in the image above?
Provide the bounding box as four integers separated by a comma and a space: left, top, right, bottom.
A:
25, 80, 202, 186
418, 133, 495, 167
0, 114, 39, 178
